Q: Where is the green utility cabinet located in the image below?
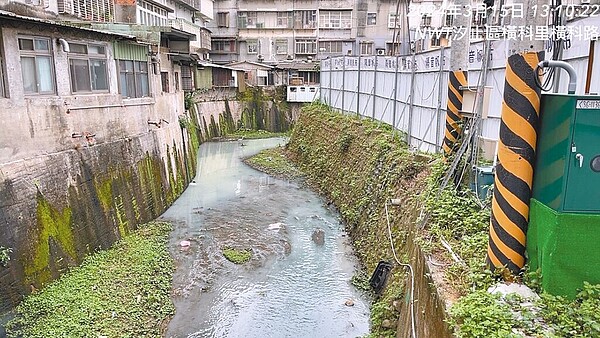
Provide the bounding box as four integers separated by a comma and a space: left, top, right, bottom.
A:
528, 94, 600, 299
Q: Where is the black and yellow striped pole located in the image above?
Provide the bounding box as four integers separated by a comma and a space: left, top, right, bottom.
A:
487, 51, 544, 277
442, 70, 468, 155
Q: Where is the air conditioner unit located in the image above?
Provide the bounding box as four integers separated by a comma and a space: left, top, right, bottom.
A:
582, 0, 591, 4
377, 49, 385, 56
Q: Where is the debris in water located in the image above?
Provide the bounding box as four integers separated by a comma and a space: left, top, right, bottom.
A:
345, 299, 354, 307
268, 222, 285, 231
312, 228, 325, 245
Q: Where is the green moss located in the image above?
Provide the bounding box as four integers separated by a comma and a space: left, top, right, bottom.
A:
7, 221, 175, 338
244, 147, 302, 180
94, 178, 113, 212
24, 193, 76, 286
222, 247, 252, 264
114, 194, 129, 237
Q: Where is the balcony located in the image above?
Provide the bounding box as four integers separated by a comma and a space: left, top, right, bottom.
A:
170, 18, 200, 37
174, 0, 214, 20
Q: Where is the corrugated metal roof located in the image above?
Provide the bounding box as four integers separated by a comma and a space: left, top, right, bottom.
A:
0, 10, 136, 39
198, 61, 244, 72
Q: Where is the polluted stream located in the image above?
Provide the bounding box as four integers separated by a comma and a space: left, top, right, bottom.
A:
161, 138, 370, 338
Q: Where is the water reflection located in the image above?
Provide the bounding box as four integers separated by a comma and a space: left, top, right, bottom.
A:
162, 138, 369, 338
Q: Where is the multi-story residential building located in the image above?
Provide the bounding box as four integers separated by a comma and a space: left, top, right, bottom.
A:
207, 0, 454, 66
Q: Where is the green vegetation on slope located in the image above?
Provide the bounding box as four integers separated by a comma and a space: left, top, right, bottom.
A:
422, 143, 600, 338
6, 221, 174, 338
244, 147, 303, 180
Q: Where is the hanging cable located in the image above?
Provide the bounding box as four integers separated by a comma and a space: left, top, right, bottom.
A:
384, 202, 417, 338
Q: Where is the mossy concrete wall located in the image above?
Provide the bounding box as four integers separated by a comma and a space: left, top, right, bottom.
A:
0, 114, 198, 314
191, 87, 300, 140
287, 105, 452, 338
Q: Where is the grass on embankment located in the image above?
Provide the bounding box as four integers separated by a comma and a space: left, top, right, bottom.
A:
224, 128, 289, 140
6, 221, 174, 338
244, 147, 303, 180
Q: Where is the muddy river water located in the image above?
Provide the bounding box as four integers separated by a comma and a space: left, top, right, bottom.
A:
161, 138, 370, 338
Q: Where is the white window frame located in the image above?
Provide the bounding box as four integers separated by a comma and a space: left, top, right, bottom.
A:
277, 11, 292, 28
421, 14, 431, 27
295, 10, 317, 29
367, 12, 377, 25
295, 39, 317, 54
319, 10, 352, 29
137, 0, 168, 26
247, 40, 258, 54
18, 36, 56, 95
68, 42, 109, 93
444, 13, 454, 27
388, 13, 401, 28
275, 39, 288, 54
360, 42, 373, 55
318, 41, 342, 53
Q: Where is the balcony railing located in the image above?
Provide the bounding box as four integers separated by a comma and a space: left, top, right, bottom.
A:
170, 18, 200, 35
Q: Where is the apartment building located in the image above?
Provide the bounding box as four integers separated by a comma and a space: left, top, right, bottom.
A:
206, 0, 455, 66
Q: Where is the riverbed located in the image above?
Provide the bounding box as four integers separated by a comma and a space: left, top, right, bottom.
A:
161, 138, 370, 338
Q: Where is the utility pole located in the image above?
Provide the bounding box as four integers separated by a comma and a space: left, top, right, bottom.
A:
441, 0, 470, 155
487, 0, 549, 278
450, 0, 470, 72
508, 0, 548, 54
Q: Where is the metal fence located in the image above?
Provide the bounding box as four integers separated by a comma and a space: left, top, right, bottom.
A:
320, 17, 600, 155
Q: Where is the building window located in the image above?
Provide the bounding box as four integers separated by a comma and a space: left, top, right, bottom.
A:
294, 10, 317, 29
295, 39, 317, 54
161, 71, 169, 92
277, 11, 293, 28
444, 13, 454, 26
388, 13, 401, 28
118, 60, 149, 98
19, 36, 55, 95
247, 40, 258, 54
181, 65, 193, 91
212, 40, 237, 53
319, 10, 352, 29
386, 42, 401, 55
472, 10, 486, 26
68, 43, 108, 93
217, 12, 229, 27
174, 71, 179, 91
360, 42, 373, 55
318, 41, 342, 53
431, 36, 441, 47
275, 39, 288, 54
421, 15, 431, 27
257, 69, 269, 86
238, 11, 258, 28
367, 12, 377, 25
137, 0, 169, 26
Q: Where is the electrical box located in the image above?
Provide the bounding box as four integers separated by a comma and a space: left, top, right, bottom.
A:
528, 93, 600, 299
459, 86, 492, 119
533, 94, 600, 213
